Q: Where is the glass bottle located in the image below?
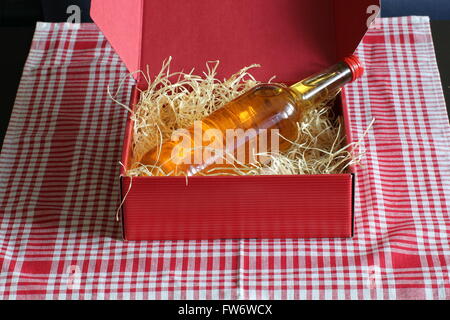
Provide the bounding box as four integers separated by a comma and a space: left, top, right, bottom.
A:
137, 55, 363, 176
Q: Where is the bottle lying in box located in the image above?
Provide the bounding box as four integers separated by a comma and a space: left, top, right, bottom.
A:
139, 56, 364, 176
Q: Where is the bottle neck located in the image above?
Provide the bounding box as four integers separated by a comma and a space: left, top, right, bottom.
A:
289, 62, 353, 104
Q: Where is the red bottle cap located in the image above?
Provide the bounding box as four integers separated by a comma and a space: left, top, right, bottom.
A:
343, 55, 364, 82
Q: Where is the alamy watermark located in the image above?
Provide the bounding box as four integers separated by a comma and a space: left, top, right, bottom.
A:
367, 5, 381, 29
67, 5, 81, 23
169, 121, 280, 165
365, 265, 382, 289
66, 265, 81, 290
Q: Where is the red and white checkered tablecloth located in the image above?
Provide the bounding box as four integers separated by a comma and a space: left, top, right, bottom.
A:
0, 16, 449, 300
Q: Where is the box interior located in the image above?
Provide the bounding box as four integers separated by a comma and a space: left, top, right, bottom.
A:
121, 87, 354, 175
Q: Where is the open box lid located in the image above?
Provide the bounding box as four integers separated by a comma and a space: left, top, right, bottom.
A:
91, 0, 379, 84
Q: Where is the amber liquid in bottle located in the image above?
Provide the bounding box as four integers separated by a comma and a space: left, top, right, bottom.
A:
138, 56, 363, 176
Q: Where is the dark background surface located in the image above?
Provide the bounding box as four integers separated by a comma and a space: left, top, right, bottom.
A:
381, 0, 450, 20
0, 0, 450, 147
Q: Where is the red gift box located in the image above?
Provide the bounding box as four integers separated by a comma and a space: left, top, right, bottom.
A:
91, 0, 379, 240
